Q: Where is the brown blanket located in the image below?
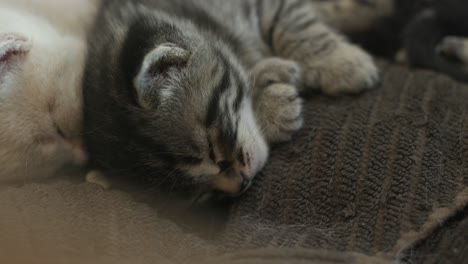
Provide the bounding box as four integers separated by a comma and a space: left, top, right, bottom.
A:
1, 63, 467, 264
220, 62, 468, 261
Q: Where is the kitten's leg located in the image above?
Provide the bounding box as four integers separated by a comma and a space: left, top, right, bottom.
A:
314, 0, 395, 33
437, 36, 468, 66
250, 58, 303, 143
257, 0, 380, 95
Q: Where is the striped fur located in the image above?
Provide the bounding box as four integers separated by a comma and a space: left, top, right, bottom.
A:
83, 0, 380, 195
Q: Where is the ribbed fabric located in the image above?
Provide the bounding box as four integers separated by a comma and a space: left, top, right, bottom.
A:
221, 62, 468, 260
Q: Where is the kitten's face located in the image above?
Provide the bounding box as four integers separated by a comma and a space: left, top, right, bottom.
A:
132, 43, 268, 195
0, 33, 87, 182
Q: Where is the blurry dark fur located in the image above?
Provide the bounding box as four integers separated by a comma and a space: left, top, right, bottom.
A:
349, 0, 428, 57
349, 0, 468, 82
403, 0, 468, 82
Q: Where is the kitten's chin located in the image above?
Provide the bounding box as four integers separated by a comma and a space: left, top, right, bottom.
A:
212, 171, 250, 195
212, 177, 253, 198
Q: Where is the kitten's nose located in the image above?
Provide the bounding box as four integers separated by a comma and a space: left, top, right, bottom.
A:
213, 167, 252, 195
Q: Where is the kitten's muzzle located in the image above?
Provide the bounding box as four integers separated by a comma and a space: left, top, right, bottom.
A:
213, 167, 252, 196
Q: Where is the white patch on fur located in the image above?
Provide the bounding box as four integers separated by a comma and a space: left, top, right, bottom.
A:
0, 1, 98, 183
237, 99, 269, 178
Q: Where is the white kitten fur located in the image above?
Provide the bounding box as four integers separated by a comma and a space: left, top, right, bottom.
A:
0, 1, 99, 182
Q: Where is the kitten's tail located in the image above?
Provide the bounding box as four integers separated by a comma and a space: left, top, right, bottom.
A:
404, 9, 468, 82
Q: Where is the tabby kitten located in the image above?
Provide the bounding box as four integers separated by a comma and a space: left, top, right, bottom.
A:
0, 0, 99, 182
83, 0, 380, 195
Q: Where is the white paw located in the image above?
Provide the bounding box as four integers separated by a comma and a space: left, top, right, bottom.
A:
303, 43, 380, 95
256, 83, 304, 143
437, 36, 468, 64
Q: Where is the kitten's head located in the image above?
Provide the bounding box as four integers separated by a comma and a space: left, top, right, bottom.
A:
0, 33, 87, 182
115, 37, 268, 195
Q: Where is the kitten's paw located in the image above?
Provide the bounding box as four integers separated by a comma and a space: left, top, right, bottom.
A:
251, 58, 304, 143
257, 83, 304, 143
250, 58, 302, 89
303, 43, 380, 95
437, 36, 468, 64
86, 170, 112, 190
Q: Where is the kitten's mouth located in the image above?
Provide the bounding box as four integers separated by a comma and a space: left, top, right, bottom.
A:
192, 179, 252, 205
190, 174, 253, 204
212, 168, 253, 196
216, 178, 252, 198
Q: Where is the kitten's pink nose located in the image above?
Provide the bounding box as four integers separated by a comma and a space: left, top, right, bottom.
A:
213, 167, 252, 195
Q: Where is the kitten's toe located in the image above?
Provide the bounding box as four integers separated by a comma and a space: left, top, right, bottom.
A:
303, 43, 381, 95
257, 83, 304, 143
250, 58, 302, 89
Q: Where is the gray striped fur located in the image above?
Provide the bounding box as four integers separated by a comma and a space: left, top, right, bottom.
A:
83, 0, 380, 195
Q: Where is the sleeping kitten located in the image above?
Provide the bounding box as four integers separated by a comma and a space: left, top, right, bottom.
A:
83, 0, 380, 195
85, 57, 303, 191
0, 1, 99, 183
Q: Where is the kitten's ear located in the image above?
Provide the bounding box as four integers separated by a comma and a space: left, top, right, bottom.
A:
0, 33, 31, 77
134, 43, 190, 109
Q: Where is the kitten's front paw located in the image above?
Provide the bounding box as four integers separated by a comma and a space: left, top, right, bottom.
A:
251, 58, 304, 143
303, 43, 380, 95
257, 84, 303, 143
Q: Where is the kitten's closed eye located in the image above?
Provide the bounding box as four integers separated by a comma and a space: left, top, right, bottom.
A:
180, 156, 203, 165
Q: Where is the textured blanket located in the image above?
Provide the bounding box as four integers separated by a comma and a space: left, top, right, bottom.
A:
219, 62, 468, 262
0, 62, 467, 264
